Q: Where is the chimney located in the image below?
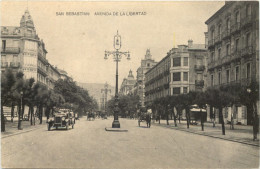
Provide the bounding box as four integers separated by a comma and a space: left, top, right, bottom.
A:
188, 39, 193, 48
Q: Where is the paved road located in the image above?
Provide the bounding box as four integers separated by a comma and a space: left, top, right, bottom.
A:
1, 117, 259, 168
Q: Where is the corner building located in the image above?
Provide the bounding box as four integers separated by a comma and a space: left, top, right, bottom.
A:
205, 1, 259, 125
1, 10, 60, 89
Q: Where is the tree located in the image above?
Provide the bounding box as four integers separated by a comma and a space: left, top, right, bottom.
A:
205, 88, 232, 135
1, 69, 16, 132
195, 92, 207, 131
239, 80, 259, 140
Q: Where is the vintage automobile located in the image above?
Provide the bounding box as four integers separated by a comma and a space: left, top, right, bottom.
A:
47, 109, 75, 131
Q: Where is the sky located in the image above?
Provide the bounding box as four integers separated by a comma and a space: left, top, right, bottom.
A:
1, 1, 225, 87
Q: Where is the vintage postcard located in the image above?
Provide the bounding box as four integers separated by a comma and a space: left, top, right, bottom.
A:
1, 1, 259, 169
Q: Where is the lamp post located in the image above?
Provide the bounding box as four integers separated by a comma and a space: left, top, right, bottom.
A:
18, 91, 23, 130
101, 82, 111, 114
104, 31, 130, 128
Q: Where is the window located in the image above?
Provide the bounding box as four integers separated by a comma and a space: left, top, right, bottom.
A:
218, 72, 221, 85
235, 11, 240, 23
183, 57, 188, 66
147, 63, 150, 67
211, 30, 215, 40
235, 66, 240, 81
173, 87, 181, 95
173, 72, 181, 81
2, 40, 6, 50
246, 4, 251, 17
183, 87, 188, 94
226, 44, 230, 55
218, 48, 221, 59
211, 52, 215, 62
196, 58, 203, 66
218, 24, 222, 36
235, 39, 240, 52
227, 18, 230, 30
246, 63, 251, 79
173, 57, 181, 67
246, 33, 251, 47
183, 72, 188, 81
211, 74, 214, 86
226, 69, 230, 83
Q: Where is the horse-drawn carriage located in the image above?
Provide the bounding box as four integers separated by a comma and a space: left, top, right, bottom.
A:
87, 112, 95, 121
138, 111, 151, 128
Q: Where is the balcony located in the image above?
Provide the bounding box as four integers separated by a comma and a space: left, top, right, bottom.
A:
231, 50, 241, 61
241, 15, 253, 29
194, 65, 205, 71
208, 61, 215, 70
195, 80, 204, 86
1, 47, 20, 54
222, 29, 231, 40
1, 62, 8, 68
221, 55, 231, 65
208, 39, 215, 48
231, 23, 241, 34
10, 62, 20, 68
241, 46, 253, 57
214, 35, 222, 44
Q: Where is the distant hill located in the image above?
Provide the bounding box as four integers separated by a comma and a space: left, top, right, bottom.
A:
77, 82, 115, 109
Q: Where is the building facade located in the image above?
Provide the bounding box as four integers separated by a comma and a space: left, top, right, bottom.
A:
1, 10, 62, 89
145, 40, 207, 106
136, 49, 157, 106
119, 70, 136, 95
145, 53, 170, 106
170, 41, 207, 95
205, 1, 259, 125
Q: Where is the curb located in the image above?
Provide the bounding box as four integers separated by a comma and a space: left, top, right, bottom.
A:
1, 125, 45, 139
153, 123, 259, 147
105, 127, 128, 132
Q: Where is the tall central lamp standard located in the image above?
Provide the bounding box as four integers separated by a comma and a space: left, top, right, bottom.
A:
104, 31, 130, 128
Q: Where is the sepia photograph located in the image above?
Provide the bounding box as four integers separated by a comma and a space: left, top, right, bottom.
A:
1, 0, 259, 168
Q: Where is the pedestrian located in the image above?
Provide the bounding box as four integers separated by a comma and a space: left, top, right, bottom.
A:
146, 113, 151, 128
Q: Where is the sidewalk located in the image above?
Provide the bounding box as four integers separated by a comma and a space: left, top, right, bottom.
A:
152, 119, 259, 147
1, 117, 47, 139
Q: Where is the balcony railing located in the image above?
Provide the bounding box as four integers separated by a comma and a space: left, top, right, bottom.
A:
1, 47, 20, 54
10, 62, 20, 68
208, 39, 215, 48
232, 50, 241, 60
231, 23, 241, 34
195, 80, 204, 86
241, 15, 253, 28
221, 55, 231, 64
208, 61, 215, 69
241, 46, 253, 57
214, 35, 222, 44
194, 65, 205, 71
222, 29, 231, 39
1, 62, 8, 68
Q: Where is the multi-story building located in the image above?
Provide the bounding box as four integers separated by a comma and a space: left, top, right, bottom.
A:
119, 70, 136, 95
145, 53, 170, 105
145, 40, 207, 106
205, 1, 259, 125
136, 49, 157, 106
1, 9, 62, 89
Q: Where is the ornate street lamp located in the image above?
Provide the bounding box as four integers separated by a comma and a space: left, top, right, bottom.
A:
104, 31, 130, 128
18, 91, 23, 130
